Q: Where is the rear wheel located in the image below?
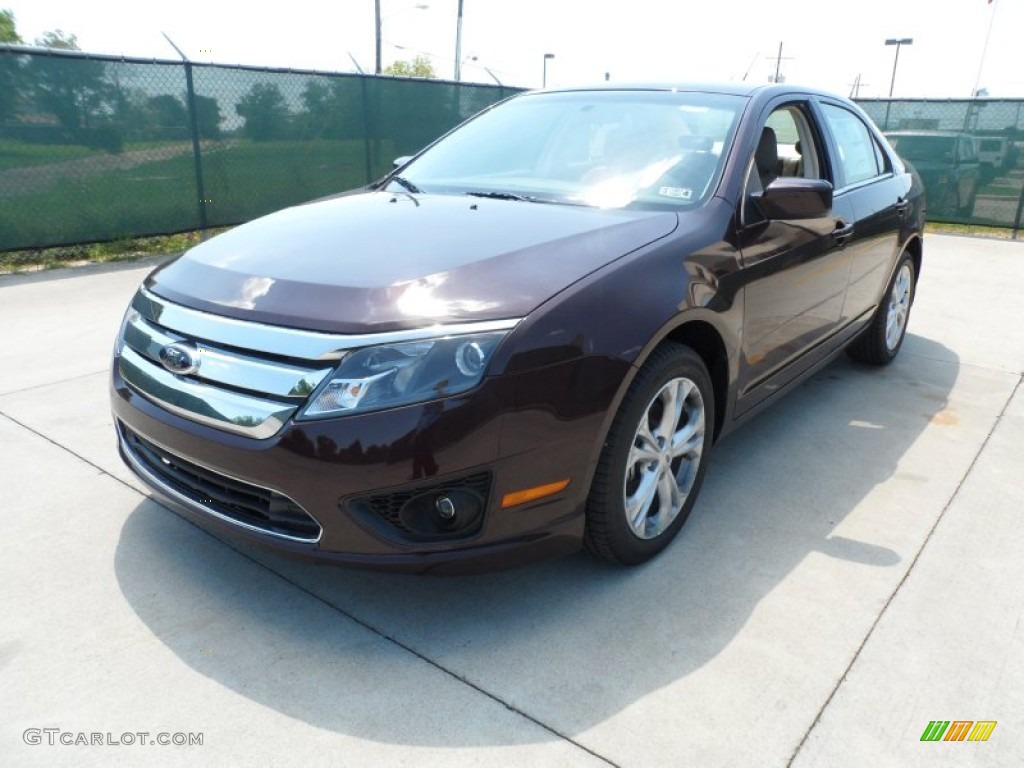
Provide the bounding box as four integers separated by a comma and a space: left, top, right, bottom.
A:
585, 343, 714, 565
847, 252, 916, 365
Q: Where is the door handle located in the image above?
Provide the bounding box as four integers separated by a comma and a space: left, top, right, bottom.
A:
832, 220, 854, 246
895, 198, 910, 218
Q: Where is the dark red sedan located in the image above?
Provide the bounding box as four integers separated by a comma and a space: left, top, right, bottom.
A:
111, 83, 924, 573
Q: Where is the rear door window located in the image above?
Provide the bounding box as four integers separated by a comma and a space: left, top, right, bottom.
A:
821, 104, 888, 187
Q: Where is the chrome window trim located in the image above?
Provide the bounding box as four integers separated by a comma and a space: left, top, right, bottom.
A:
135, 287, 522, 361
119, 346, 296, 439
118, 424, 322, 544
123, 310, 333, 399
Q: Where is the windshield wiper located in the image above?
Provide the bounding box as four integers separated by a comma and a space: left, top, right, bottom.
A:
390, 176, 421, 194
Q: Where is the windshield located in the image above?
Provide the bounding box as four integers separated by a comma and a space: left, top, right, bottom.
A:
887, 135, 956, 162
392, 90, 746, 210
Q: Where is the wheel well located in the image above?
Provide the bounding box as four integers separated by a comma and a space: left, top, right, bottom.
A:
663, 321, 729, 440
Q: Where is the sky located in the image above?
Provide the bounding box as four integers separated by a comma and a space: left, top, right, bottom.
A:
3, 0, 1021, 98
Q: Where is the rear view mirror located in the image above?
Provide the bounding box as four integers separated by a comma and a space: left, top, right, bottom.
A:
754, 178, 833, 220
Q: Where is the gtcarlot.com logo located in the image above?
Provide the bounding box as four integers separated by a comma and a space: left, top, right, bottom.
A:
23, 729, 203, 747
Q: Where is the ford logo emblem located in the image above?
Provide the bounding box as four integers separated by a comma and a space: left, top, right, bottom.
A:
159, 342, 200, 376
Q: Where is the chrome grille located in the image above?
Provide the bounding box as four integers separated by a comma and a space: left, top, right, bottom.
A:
118, 289, 336, 439
118, 287, 521, 439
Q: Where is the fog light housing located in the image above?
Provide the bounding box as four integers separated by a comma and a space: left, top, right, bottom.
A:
399, 489, 483, 537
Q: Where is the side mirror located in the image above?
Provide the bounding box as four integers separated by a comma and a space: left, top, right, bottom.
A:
754, 178, 833, 220
393, 156, 413, 170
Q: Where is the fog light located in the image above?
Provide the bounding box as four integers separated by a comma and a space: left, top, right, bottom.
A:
435, 495, 457, 520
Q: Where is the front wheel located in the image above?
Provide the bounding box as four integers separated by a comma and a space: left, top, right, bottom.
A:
847, 252, 916, 365
585, 343, 714, 565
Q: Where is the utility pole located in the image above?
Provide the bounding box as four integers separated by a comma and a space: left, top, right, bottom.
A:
765, 42, 792, 83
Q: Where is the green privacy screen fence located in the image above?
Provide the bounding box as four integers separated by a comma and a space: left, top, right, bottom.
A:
1, 45, 1023, 251
0, 46, 520, 251
859, 98, 1024, 232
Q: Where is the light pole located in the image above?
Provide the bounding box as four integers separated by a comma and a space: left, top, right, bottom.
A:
543, 53, 555, 88
884, 37, 912, 130
885, 38, 913, 98
375, 1, 429, 75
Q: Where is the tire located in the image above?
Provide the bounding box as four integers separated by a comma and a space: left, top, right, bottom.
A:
584, 343, 714, 565
847, 252, 916, 365
958, 187, 977, 217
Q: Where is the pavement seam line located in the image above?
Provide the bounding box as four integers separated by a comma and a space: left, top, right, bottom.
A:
0, 368, 109, 398
785, 372, 1024, 767
0, 407, 620, 768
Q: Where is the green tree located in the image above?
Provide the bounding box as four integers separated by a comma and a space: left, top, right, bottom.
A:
383, 56, 436, 78
0, 10, 22, 121
194, 95, 222, 139
235, 82, 289, 141
28, 50, 110, 135
34, 29, 79, 50
1, 8, 22, 43
147, 94, 188, 128
298, 78, 363, 140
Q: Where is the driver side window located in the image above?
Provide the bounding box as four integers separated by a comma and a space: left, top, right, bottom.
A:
744, 103, 823, 222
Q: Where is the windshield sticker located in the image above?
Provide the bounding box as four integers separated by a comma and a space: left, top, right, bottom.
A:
658, 186, 693, 200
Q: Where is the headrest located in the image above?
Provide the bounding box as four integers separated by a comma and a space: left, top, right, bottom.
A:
756, 127, 778, 173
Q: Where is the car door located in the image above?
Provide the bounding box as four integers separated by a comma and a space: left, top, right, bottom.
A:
816, 100, 905, 325
735, 98, 855, 414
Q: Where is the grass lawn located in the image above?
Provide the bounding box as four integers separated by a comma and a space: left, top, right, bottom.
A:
0, 140, 99, 172
0, 139, 385, 252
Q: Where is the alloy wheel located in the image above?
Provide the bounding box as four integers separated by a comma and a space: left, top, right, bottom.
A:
624, 377, 706, 539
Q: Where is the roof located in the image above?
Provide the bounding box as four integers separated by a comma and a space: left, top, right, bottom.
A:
537, 82, 842, 100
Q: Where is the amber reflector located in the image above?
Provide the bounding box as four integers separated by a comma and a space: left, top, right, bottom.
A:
501, 478, 571, 509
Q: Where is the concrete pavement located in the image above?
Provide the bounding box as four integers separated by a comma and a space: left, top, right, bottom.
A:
1, 234, 1022, 767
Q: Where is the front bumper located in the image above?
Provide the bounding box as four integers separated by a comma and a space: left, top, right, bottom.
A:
111, 361, 596, 574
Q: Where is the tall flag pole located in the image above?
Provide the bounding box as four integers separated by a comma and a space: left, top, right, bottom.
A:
972, 0, 998, 96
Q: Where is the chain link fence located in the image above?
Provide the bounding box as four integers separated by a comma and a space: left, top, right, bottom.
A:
2, 45, 1023, 251
0, 45, 519, 251
858, 98, 1024, 230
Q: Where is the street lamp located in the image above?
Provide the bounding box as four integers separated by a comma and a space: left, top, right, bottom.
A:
885, 37, 913, 98
543, 53, 555, 88
883, 37, 912, 130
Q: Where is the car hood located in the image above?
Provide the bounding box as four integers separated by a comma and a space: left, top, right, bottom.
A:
146, 191, 678, 334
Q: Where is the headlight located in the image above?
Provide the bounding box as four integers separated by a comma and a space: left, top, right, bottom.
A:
298, 331, 510, 419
